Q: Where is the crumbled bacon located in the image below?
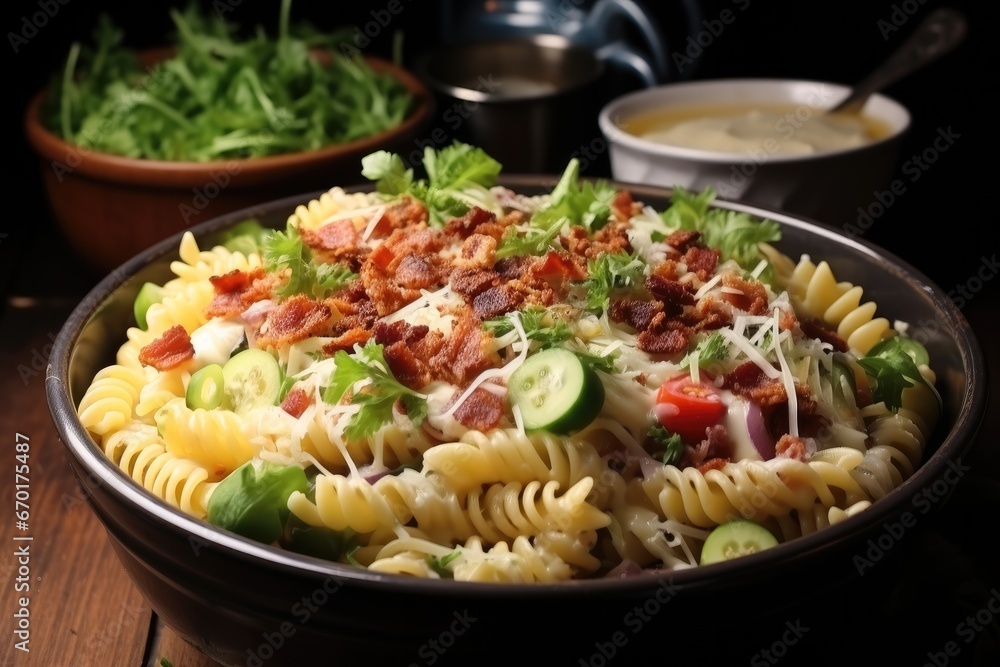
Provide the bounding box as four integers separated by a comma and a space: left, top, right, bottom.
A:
205, 268, 273, 319
391, 253, 443, 290
383, 341, 431, 389
719, 274, 769, 315
679, 424, 732, 470
443, 206, 496, 238
280, 388, 311, 418
449, 383, 505, 431
138, 325, 194, 370
799, 317, 848, 352
611, 190, 637, 221
428, 313, 500, 386
452, 234, 497, 270
664, 230, 701, 253
609, 299, 663, 331
373, 320, 429, 346
256, 294, 331, 348
370, 197, 428, 238
322, 327, 371, 354
682, 246, 720, 280
637, 326, 689, 355
775, 434, 808, 461
450, 268, 500, 300
472, 284, 524, 320
645, 274, 694, 313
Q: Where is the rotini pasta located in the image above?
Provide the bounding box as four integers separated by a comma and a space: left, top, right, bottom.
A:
77, 145, 942, 582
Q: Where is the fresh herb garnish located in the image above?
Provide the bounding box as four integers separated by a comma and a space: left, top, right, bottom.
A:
362, 141, 502, 226
648, 424, 684, 465
207, 461, 309, 544
427, 551, 460, 578
857, 336, 931, 412
660, 187, 781, 280
323, 343, 428, 440
682, 332, 730, 369
262, 224, 357, 300
584, 251, 646, 311
47, 0, 412, 160
483, 309, 573, 348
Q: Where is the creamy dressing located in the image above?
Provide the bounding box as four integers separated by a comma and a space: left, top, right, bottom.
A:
719, 390, 763, 463
624, 103, 891, 155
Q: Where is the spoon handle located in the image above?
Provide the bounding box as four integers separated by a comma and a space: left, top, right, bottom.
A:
829, 8, 967, 114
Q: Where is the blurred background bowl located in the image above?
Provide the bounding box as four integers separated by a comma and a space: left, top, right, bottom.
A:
23, 48, 433, 274
599, 78, 911, 226
46, 178, 986, 666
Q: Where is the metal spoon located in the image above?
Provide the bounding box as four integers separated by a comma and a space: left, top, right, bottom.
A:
828, 8, 967, 114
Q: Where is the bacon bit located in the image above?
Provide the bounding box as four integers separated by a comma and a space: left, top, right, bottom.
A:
429, 313, 500, 386
205, 268, 272, 319
532, 250, 587, 282
370, 197, 429, 238
611, 190, 635, 220
138, 325, 194, 370
257, 294, 332, 349
589, 220, 633, 258
472, 284, 524, 320
360, 258, 420, 317
450, 268, 500, 300
304, 220, 358, 252
493, 256, 532, 281
719, 274, 769, 315
697, 457, 731, 474
382, 226, 445, 257
652, 259, 680, 281
373, 320, 429, 346
645, 274, 694, 313
775, 434, 808, 461
609, 299, 663, 331
799, 317, 848, 352
665, 230, 701, 253
368, 244, 395, 271
723, 362, 785, 406
444, 206, 496, 238
449, 383, 505, 431
682, 246, 720, 280
560, 226, 590, 256
689, 297, 733, 331
322, 328, 371, 354
383, 341, 431, 389
637, 326, 689, 355
453, 234, 497, 270
280, 388, 311, 418
391, 253, 443, 290
680, 425, 732, 470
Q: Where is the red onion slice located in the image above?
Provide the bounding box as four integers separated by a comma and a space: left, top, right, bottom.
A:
745, 401, 775, 460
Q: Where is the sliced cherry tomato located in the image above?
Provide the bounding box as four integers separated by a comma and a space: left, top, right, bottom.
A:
655, 375, 727, 443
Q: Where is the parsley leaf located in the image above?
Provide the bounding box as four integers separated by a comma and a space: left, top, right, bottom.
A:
857, 337, 928, 412
585, 251, 646, 311
483, 309, 573, 348
681, 332, 730, 369
262, 224, 356, 300
660, 186, 781, 280
362, 141, 502, 226
323, 344, 427, 440
648, 424, 684, 465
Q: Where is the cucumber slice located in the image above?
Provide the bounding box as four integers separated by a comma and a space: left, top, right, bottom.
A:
222, 349, 281, 415
508, 347, 604, 434
700, 519, 778, 565
133, 282, 165, 330
187, 364, 225, 410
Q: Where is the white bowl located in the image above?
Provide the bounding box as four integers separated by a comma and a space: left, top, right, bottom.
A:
598, 78, 911, 226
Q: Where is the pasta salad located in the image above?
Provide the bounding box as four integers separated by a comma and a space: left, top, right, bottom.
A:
77, 142, 941, 581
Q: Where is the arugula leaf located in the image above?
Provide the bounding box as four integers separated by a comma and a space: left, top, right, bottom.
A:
585, 251, 646, 311
362, 142, 501, 226
323, 344, 427, 440
648, 424, 684, 465
262, 224, 356, 300
575, 350, 619, 375
46, 0, 413, 160
207, 461, 309, 544
427, 551, 460, 578
660, 187, 781, 278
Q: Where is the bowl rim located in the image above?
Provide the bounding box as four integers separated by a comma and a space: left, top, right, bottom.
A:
598, 77, 912, 164
46, 178, 988, 596
23, 49, 434, 188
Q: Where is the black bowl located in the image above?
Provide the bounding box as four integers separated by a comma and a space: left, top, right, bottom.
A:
47, 179, 987, 666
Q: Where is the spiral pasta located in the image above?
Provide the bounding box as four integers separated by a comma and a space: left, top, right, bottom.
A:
77, 163, 942, 583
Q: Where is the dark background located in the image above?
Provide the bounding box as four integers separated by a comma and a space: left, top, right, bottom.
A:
2, 1, 997, 665
1, 0, 994, 298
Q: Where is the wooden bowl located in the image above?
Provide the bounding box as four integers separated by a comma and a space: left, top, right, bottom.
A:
24, 49, 433, 273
